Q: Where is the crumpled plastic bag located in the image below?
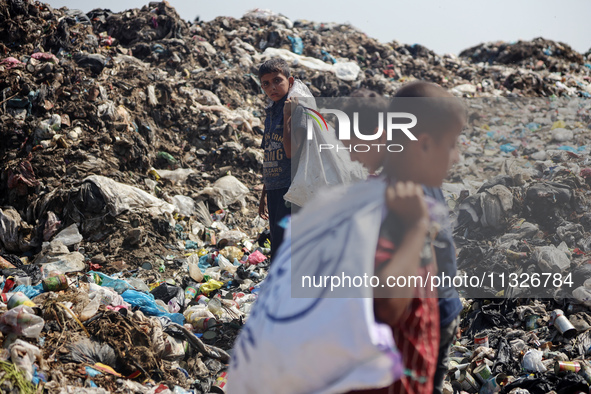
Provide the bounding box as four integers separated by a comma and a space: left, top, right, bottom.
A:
199, 175, 249, 209
61, 338, 118, 368
522, 349, 547, 372
0, 207, 21, 252
9, 339, 42, 381
0, 305, 44, 338
82, 175, 175, 217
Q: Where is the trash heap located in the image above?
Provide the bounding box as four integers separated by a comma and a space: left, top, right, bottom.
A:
0, 0, 590, 392
437, 97, 591, 393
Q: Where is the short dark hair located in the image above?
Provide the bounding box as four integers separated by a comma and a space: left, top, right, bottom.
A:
339, 89, 388, 137
258, 58, 291, 79
391, 81, 466, 139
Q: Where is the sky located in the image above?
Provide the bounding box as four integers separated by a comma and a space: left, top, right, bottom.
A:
47, 0, 590, 56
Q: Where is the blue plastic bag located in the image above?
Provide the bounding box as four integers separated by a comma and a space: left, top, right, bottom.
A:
288, 36, 303, 55
87, 271, 133, 294
121, 290, 184, 325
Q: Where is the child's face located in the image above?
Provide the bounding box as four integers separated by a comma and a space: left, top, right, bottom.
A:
384, 121, 463, 187
419, 123, 462, 187
260, 72, 293, 102
346, 132, 386, 174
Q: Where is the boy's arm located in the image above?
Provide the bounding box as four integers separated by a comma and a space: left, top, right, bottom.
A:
258, 185, 268, 220
373, 182, 430, 324
283, 98, 306, 159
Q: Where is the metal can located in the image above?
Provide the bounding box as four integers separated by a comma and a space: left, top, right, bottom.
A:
7, 292, 35, 309
550, 309, 577, 339
579, 362, 591, 384
42, 274, 69, 291
458, 371, 480, 392
473, 364, 492, 384
555, 361, 581, 374
474, 332, 489, 348
191, 317, 217, 331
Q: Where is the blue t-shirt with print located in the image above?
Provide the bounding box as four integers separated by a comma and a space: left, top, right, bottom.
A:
261, 96, 306, 190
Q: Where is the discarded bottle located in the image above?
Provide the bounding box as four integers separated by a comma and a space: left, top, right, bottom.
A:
185, 282, 199, 300
42, 274, 69, 291
7, 292, 35, 309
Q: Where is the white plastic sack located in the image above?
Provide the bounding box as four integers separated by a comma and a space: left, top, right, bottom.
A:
0, 207, 21, 251
36, 241, 86, 274
83, 175, 175, 216
9, 339, 42, 381
283, 80, 367, 207
200, 175, 249, 209
52, 223, 83, 246
172, 195, 196, 217
228, 178, 402, 394
256, 48, 361, 81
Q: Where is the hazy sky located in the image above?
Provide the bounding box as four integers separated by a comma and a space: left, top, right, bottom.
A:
47, 0, 590, 55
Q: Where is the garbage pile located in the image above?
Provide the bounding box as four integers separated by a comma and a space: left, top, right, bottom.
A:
437, 97, 591, 393
0, 0, 590, 392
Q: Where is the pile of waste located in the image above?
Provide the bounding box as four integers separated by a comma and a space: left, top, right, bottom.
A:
0, 0, 590, 392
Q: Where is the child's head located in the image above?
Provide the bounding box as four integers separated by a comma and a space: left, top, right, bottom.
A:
341, 89, 389, 174
258, 58, 294, 102
384, 81, 466, 187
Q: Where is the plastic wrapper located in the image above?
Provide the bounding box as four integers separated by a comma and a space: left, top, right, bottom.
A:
199, 279, 223, 296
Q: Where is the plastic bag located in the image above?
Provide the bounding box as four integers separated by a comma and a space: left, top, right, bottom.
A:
151, 283, 185, 313
156, 168, 195, 183
88, 283, 128, 307
0, 207, 21, 252
199, 175, 249, 209
0, 305, 44, 338
62, 338, 118, 367
187, 255, 204, 282
9, 339, 42, 381
87, 271, 134, 294
199, 279, 223, 296
51, 223, 83, 246
283, 80, 367, 207
248, 250, 267, 265
121, 290, 184, 325
217, 254, 236, 273
522, 349, 547, 372
172, 195, 196, 216
83, 175, 175, 217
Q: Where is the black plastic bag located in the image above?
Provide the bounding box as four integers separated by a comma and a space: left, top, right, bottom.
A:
151, 283, 185, 313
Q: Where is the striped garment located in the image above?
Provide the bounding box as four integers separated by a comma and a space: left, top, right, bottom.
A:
350, 236, 440, 394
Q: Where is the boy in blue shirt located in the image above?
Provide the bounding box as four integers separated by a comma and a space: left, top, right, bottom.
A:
257, 58, 307, 260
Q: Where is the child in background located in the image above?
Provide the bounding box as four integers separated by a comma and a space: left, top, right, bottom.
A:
257, 58, 307, 260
